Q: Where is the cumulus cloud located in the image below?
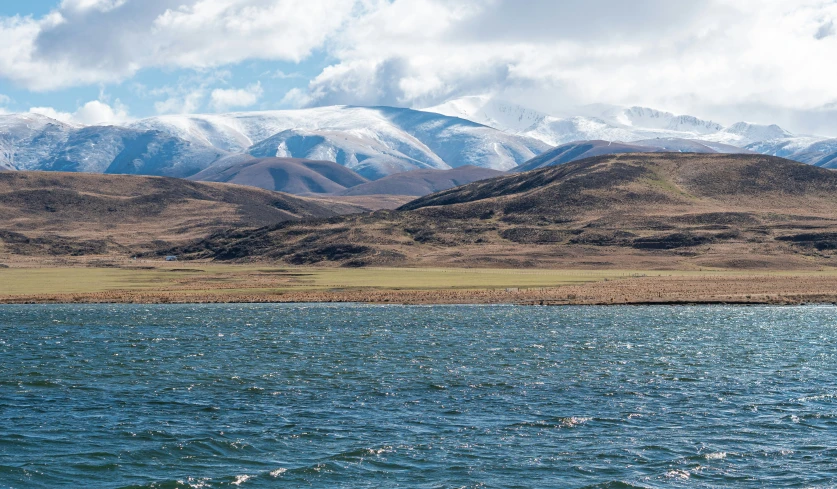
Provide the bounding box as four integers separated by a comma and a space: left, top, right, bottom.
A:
210, 82, 263, 111
0, 0, 361, 91
73, 99, 130, 124
29, 106, 75, 123
154, 89, 207, 115
30, 99, 130, 125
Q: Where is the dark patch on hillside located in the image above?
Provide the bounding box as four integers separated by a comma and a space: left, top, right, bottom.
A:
776, 232, 837, 250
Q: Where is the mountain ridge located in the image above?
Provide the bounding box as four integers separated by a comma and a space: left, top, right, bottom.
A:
2, 100, 837, 188
424, 96, 836, 165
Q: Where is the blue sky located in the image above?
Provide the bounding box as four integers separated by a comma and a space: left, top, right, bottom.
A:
0, 1, 836, 135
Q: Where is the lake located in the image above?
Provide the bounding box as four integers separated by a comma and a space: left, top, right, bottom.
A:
2, 304, 837, 488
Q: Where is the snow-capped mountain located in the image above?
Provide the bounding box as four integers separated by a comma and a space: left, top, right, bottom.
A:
423, 95, 836, 167
0, 106, 548, 180
425, 95, 550, 133
130, 105, 550, 178
3, 97, 837, 184
0, 113, 77, 171
0, 113, 226, 178
590, 105, 723, 134
426, 97, 728, 146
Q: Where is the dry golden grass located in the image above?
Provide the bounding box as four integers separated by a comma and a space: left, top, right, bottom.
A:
0, 171, 369, 255
174, 153, 837, 270
4, 262, 837, 305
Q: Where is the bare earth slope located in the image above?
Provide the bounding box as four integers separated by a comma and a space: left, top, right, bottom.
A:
188, 156, 369, 194
172, 153, 837, 270
338, 166, 505, 196
0, 171, 367, 257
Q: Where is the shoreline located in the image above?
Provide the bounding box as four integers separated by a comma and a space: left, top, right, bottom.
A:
2, 297, 832, 306
3, 285, 836, 307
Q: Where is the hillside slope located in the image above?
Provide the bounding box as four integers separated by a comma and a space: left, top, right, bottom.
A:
515, 138, 751, 171
189, 155, 368, 194
338, 166, 505, 196
170, 153, 837, 270
0, 171, 366, 258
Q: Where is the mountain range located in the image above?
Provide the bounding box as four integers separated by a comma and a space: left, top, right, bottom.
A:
425, 95, 837, 167
2, 97, 837, 192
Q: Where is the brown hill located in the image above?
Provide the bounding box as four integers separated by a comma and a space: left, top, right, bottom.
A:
338, 165, 506, 196
188, 156, 369, 194
0, 171, 367, 258
170, 153, 837, 270
514, 138, 751, 172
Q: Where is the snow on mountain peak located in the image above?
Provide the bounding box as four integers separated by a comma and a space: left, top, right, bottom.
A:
2, 98, 835, 183
724, 121, 792, 140
422, 95, 549, 133
423, 97, 737, 147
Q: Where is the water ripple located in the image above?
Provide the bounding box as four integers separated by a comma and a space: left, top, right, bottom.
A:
2, 304, 837, 487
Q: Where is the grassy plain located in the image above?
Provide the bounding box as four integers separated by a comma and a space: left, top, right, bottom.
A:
0, 265, 650, 296
4, 263, 837, 305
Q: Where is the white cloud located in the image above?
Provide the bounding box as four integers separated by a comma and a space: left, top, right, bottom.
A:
73, 99, 130, 124
295, 0, 837, 133
29, 106, 75, 123
279, 87, 312, 108
271, 70, 304, 80
210, 82, 263, 111
30, 99, 130, 125
61, 0, 128, 13
0, 0, 362, 91
154, 89, 207, 114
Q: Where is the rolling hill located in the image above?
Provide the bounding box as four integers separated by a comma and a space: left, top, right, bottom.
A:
188, 155, 368, 194
515, 138, 750, 172
0, 171, 367, 258
169, 153, 837, 270
337, 166, 505, 196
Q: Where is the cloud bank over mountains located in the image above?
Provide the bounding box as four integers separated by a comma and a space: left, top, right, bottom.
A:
0, 0, 835, 134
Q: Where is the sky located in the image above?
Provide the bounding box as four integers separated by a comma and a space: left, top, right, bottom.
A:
0, 0, 836, 135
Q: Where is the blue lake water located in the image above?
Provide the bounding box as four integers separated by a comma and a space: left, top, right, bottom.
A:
2, 304, 837, 488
